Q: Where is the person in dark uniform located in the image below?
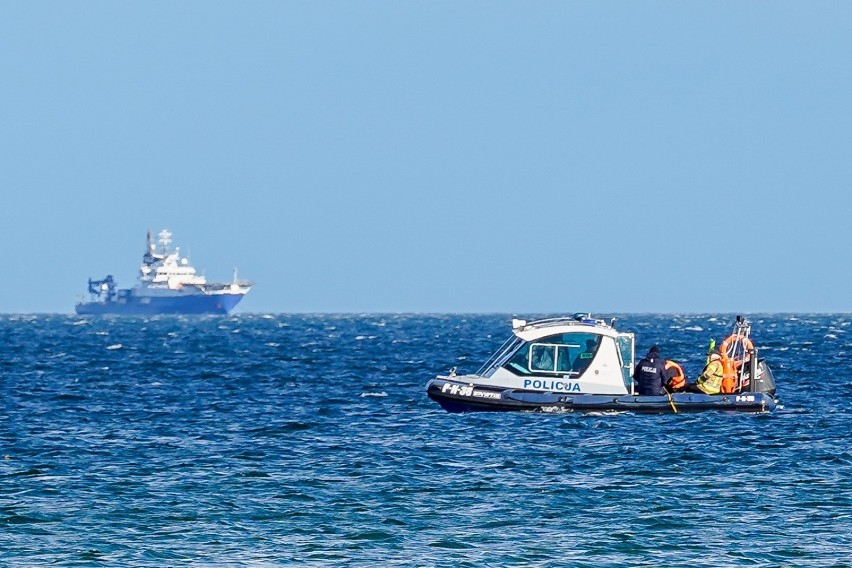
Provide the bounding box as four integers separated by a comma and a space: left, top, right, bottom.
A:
633, 345, 669, 395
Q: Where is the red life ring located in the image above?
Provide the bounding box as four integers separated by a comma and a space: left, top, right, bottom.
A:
720, 334, 754, 361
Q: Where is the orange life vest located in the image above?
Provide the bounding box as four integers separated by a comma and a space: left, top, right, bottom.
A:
720, 355, 738, 393
720, 334, 755, 393
664, 360, 686, 390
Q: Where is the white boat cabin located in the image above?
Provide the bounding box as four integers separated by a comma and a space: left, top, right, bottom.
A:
450, 315, 636, 395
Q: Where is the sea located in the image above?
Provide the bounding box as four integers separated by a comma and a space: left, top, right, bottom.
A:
1, 313, 850, 567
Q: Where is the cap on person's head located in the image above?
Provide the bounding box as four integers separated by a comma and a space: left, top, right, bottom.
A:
649, 345, 660, 355
709, 349, 721, 360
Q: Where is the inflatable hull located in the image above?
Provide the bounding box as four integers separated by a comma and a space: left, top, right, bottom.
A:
427, 378, 777, 414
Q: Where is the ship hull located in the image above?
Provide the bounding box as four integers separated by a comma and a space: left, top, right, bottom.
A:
426, 378, 777, 414
75, 293, 245, 315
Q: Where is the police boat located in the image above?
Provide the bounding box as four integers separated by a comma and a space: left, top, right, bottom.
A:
426, 314, 778, 413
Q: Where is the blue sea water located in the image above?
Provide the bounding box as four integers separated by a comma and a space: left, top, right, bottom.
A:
1, 313, 850, 567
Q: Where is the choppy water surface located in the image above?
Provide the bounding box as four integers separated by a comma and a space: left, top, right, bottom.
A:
1, 314, 850, 566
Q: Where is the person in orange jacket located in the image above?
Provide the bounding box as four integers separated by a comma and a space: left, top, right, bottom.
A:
664, 359, 687, 392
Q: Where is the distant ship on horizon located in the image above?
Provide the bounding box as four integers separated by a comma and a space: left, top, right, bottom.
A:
75, 229, 253, 315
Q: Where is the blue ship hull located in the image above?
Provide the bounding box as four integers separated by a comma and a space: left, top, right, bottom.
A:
75, 293, 245, 315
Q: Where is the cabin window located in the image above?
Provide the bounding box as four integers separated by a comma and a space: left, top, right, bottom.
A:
529, 344, 569, 372
503, 333, 601, 376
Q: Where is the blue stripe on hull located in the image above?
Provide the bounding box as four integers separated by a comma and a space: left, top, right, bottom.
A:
75, 294, 245, 315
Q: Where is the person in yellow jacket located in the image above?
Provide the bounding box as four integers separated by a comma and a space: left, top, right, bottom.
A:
685, 350, 724, 394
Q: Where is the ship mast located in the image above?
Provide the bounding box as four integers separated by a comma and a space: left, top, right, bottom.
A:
158, 229, 173, 253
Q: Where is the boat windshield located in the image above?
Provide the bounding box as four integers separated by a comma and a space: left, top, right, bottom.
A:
477, 336, 524, 376
616, 333, 635, 391
503, 333, 601, 376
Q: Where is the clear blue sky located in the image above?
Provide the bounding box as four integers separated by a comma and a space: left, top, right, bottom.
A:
2, 2, 850, 313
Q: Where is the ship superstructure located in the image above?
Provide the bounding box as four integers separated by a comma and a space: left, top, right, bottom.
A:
76, 229, 252, 315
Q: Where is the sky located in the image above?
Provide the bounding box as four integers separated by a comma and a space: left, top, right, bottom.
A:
1, 1, 851, 314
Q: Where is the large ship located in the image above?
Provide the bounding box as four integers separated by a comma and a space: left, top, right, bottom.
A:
75, 229, 253, 315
